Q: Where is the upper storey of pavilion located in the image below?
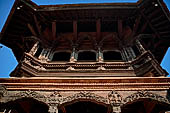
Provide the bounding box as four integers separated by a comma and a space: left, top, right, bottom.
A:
0, 0, 170, 63
0, 0, 170, 77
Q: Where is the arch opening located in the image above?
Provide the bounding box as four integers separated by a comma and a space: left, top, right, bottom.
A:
52, 52, 71, 61
58, 100, 110, 113
77, 51, 96, 61
122, 98, 170, 113
103, 51, 123, 61
0, 97, 49, 113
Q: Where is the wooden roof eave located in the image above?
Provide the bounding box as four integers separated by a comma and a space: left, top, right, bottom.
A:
37, 3, 138, 11
137, 0, 170, 23
0, 0, 38, 41
157, 0, 170, 21
0, 0, 20, 41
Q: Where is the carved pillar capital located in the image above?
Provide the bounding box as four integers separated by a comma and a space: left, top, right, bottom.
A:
97, 46, 103, 62
70, 46, 77, 62
112, 106, 121, 113
108, 91, 122, 113
48, 105, 58, 113
39, 49, 50, 62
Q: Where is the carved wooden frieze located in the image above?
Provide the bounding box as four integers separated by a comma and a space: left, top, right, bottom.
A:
108, 91, 122, 106
60, 91, 108, 105
123, 90, 170, 105
1, 90, 170, 108
3, 90, 47, 103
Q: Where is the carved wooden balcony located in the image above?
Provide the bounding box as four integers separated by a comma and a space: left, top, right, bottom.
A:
11, 50, 166, 77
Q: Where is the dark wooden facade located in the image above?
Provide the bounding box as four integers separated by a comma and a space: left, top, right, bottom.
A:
0, 0, 170, 112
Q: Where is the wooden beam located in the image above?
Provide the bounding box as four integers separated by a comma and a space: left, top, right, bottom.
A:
118, 19, 123, 38
154, 39, 164, 49
9, 24, 27, 31
159, 31, 170, 35
140, 22, 148, 33
148, 9, 161, 19
37, 13, 49, 26
15, 13, 30, 23
73, 20, 77, 42
143, 6, 154, 15
12, 19, 27, 27
154, 20, 168, 27
157, 25, 170, 31
96, 19, 101, 42
27, 24, 37, 36
52, 21, 56, 40
140, 10, 160, 38
151, 15, 164, 23
34, 15, 41, 35
132, 15, 141, 36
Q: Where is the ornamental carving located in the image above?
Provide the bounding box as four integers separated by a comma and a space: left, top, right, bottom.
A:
123, 91, 170, 104
0, 85, 7, 98
14, 90, 46, 102
60, 91, 108, 105
47, 91, 62, 105
108, 91, 122, 106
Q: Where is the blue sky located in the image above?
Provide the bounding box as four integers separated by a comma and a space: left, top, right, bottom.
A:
0, 0, 170, 77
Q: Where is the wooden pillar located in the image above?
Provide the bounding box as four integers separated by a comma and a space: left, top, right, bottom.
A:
46, 49, 52, 61
73, 20, 77, 42
118, 19, 123, 38
39, 48, 50, 62
136, 40, 146, 53
97, 46, 103, 62
122, 47, 131, 61
121, 49, 127, 61
27, 24, 37, 37
1, 109, 11, 113
52, 21, 56, 40
70, 46, 77, 62
96, 19, 101, 42
29, 42, 39, 55
121, 46, 136, 61
126, 47, 136, 60
34, 15, 41, 35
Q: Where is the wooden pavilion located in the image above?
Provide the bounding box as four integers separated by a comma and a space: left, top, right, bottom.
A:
0, 0, 170, 112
